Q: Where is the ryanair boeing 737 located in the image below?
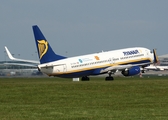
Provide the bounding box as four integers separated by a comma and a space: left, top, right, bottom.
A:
5, 25, 158, 80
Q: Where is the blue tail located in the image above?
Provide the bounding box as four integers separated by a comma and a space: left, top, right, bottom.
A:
32, 25, 66, 64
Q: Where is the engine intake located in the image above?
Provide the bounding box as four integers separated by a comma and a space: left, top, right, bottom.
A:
122, 66, 140, 76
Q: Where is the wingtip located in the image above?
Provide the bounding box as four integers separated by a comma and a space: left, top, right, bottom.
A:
4, 46, 15, 60
4, 46, 7, 50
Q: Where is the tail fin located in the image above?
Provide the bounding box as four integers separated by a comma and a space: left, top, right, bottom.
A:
153, 49, 159, 64
32, 25, 66, 64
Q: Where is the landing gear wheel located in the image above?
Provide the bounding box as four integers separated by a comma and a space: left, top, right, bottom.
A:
105, 76, 114, 81
81, 76, 90, 81
105, 72, 114, 81
141, 70, 145, 73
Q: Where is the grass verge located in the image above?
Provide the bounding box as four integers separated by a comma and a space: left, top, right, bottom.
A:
0, 76, 168, 120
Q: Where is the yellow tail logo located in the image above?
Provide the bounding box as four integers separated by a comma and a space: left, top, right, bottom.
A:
37, 40, 48, 59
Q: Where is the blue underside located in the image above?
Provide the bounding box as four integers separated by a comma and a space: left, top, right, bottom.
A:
57, 70, 94, 78
56, 60, 151, 78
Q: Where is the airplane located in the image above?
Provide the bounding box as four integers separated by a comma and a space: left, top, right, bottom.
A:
4, 25, 158, 80
144, 64, 168, 71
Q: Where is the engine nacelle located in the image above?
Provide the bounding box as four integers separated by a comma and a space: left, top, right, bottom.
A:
122, 66, 140, 76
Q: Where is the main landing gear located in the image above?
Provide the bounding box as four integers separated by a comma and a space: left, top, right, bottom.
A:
105, 73, 114, 81
81, 76, 90, 81
81, 73, 114, 81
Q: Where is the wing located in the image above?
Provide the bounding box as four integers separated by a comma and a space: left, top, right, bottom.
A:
99, 62, 151, 74
5, 46, 40, 64
2, 62, 37, 68
145, 65, 168, 71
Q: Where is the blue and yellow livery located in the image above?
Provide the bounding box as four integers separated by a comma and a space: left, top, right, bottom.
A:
4, 25, 159, 81
32, 25, 158, 80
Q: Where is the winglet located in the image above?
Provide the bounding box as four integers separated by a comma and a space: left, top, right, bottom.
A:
4, 46, 15, 60
153, 49, 159, 64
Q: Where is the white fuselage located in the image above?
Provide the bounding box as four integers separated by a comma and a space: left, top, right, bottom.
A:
38, 47, 154, 77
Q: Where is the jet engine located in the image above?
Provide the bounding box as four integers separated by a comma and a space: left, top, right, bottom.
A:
121, 66, 140, 76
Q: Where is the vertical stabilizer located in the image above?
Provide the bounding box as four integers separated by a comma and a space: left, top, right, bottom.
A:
153, 49, 159, 64
32, 25, 66, 64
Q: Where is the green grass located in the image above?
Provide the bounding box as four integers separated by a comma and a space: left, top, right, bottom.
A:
0, 76, 168, 120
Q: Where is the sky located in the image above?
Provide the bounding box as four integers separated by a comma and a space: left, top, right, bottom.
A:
1, 0, 168, 61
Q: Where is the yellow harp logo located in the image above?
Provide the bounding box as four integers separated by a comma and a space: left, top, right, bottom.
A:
37, 40, 48, 59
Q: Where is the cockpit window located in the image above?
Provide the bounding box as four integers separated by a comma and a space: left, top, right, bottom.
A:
150, 50, 153, 53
